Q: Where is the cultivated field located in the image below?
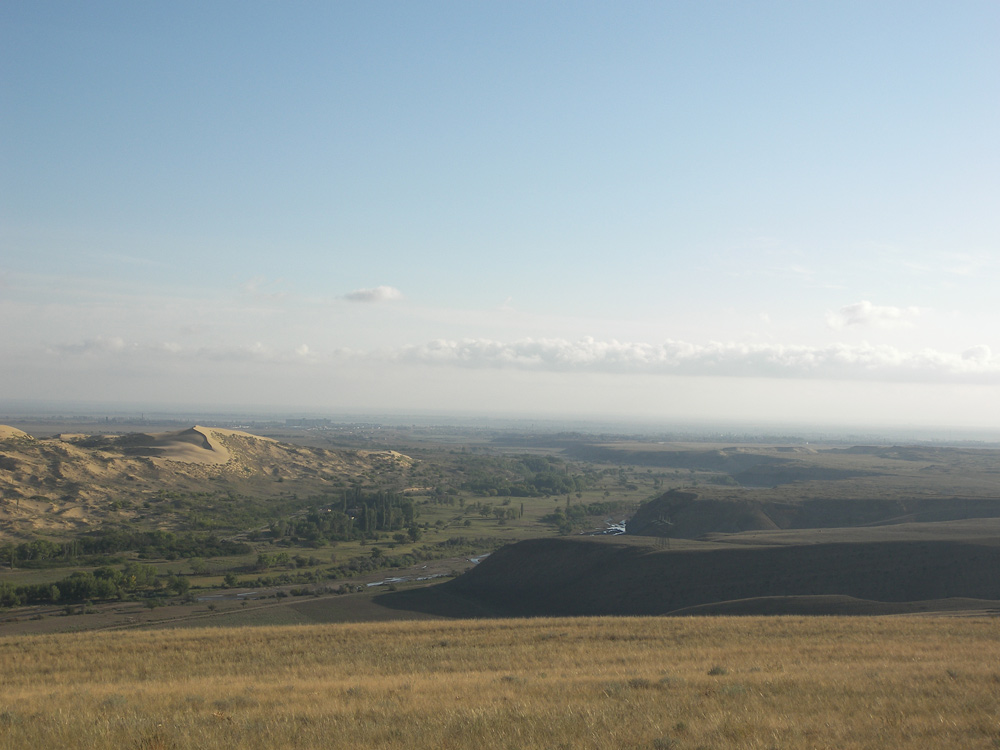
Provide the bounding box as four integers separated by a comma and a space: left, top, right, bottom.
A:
1, 616, 998, 749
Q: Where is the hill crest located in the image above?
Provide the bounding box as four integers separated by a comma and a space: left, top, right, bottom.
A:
110, 425, 277, 465
0, 425, 32, 441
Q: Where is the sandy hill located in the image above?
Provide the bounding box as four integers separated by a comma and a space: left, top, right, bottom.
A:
112, 425, 277, 465
0, 425, 32, 441
0, 425, 412, 538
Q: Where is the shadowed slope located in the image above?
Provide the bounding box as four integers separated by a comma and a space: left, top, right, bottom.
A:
433, 536, 1000, 617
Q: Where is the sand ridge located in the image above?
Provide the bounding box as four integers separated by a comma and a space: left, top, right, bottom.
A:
0, 425, 32, 441
120, 425, 276, 465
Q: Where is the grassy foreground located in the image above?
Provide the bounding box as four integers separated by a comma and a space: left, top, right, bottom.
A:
1, 616, 998, 749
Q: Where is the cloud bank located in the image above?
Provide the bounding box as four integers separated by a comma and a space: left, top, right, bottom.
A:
47, 335, 1000, 384
390, 337, 1000, 383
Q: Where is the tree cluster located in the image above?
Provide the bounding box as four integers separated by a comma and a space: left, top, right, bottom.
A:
1, 532, 250, 568
461, 455, 588, 497
268, 487, 418, 545
0, 561, 178, 606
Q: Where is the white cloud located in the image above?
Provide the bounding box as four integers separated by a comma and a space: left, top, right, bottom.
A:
43, 333, 1000, 385
386, 336, 1000, 383
826, 301, 921, 329
342, 285, 403, 303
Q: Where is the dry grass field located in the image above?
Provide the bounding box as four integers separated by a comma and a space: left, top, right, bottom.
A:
1, 615, 999, 749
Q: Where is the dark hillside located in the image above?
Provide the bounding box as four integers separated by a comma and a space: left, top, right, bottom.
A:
443, 536, 1000, 616
628, 489, 1000, 538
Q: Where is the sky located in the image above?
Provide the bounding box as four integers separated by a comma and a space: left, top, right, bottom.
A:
2, 1, 999, 431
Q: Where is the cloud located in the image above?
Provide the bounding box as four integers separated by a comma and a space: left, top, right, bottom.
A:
826, 301, 921, 329
51, 336, 130, 355
385, 336, 1000, 383
189, 341, 319, 365
49, 337, 309, 366
342, 285, 403, 303
962, 345, 992, 363
44, 334, 1000, 384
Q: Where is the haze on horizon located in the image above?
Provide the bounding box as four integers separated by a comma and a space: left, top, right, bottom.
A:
2, 2, 998, 432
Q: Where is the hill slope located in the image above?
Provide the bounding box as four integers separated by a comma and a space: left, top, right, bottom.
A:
627, 488, 1000, 538
443, 535, 1000, 616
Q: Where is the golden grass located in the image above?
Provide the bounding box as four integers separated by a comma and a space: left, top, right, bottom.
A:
1, 616, 999, 749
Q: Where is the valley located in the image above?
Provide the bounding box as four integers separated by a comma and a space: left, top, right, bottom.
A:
3, 419, 1000, 629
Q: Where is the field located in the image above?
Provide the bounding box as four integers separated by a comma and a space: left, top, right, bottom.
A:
1, 616, 999, 749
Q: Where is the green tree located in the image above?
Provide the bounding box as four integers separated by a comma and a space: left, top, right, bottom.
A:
0, 582, 20, 607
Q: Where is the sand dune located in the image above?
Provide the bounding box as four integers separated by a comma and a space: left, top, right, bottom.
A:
0, 424, 400, 538
0, 425, 32, 440
117, 425, 275, 465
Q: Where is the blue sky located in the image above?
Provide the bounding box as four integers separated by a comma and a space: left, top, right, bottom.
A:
2, 2, 999, 430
